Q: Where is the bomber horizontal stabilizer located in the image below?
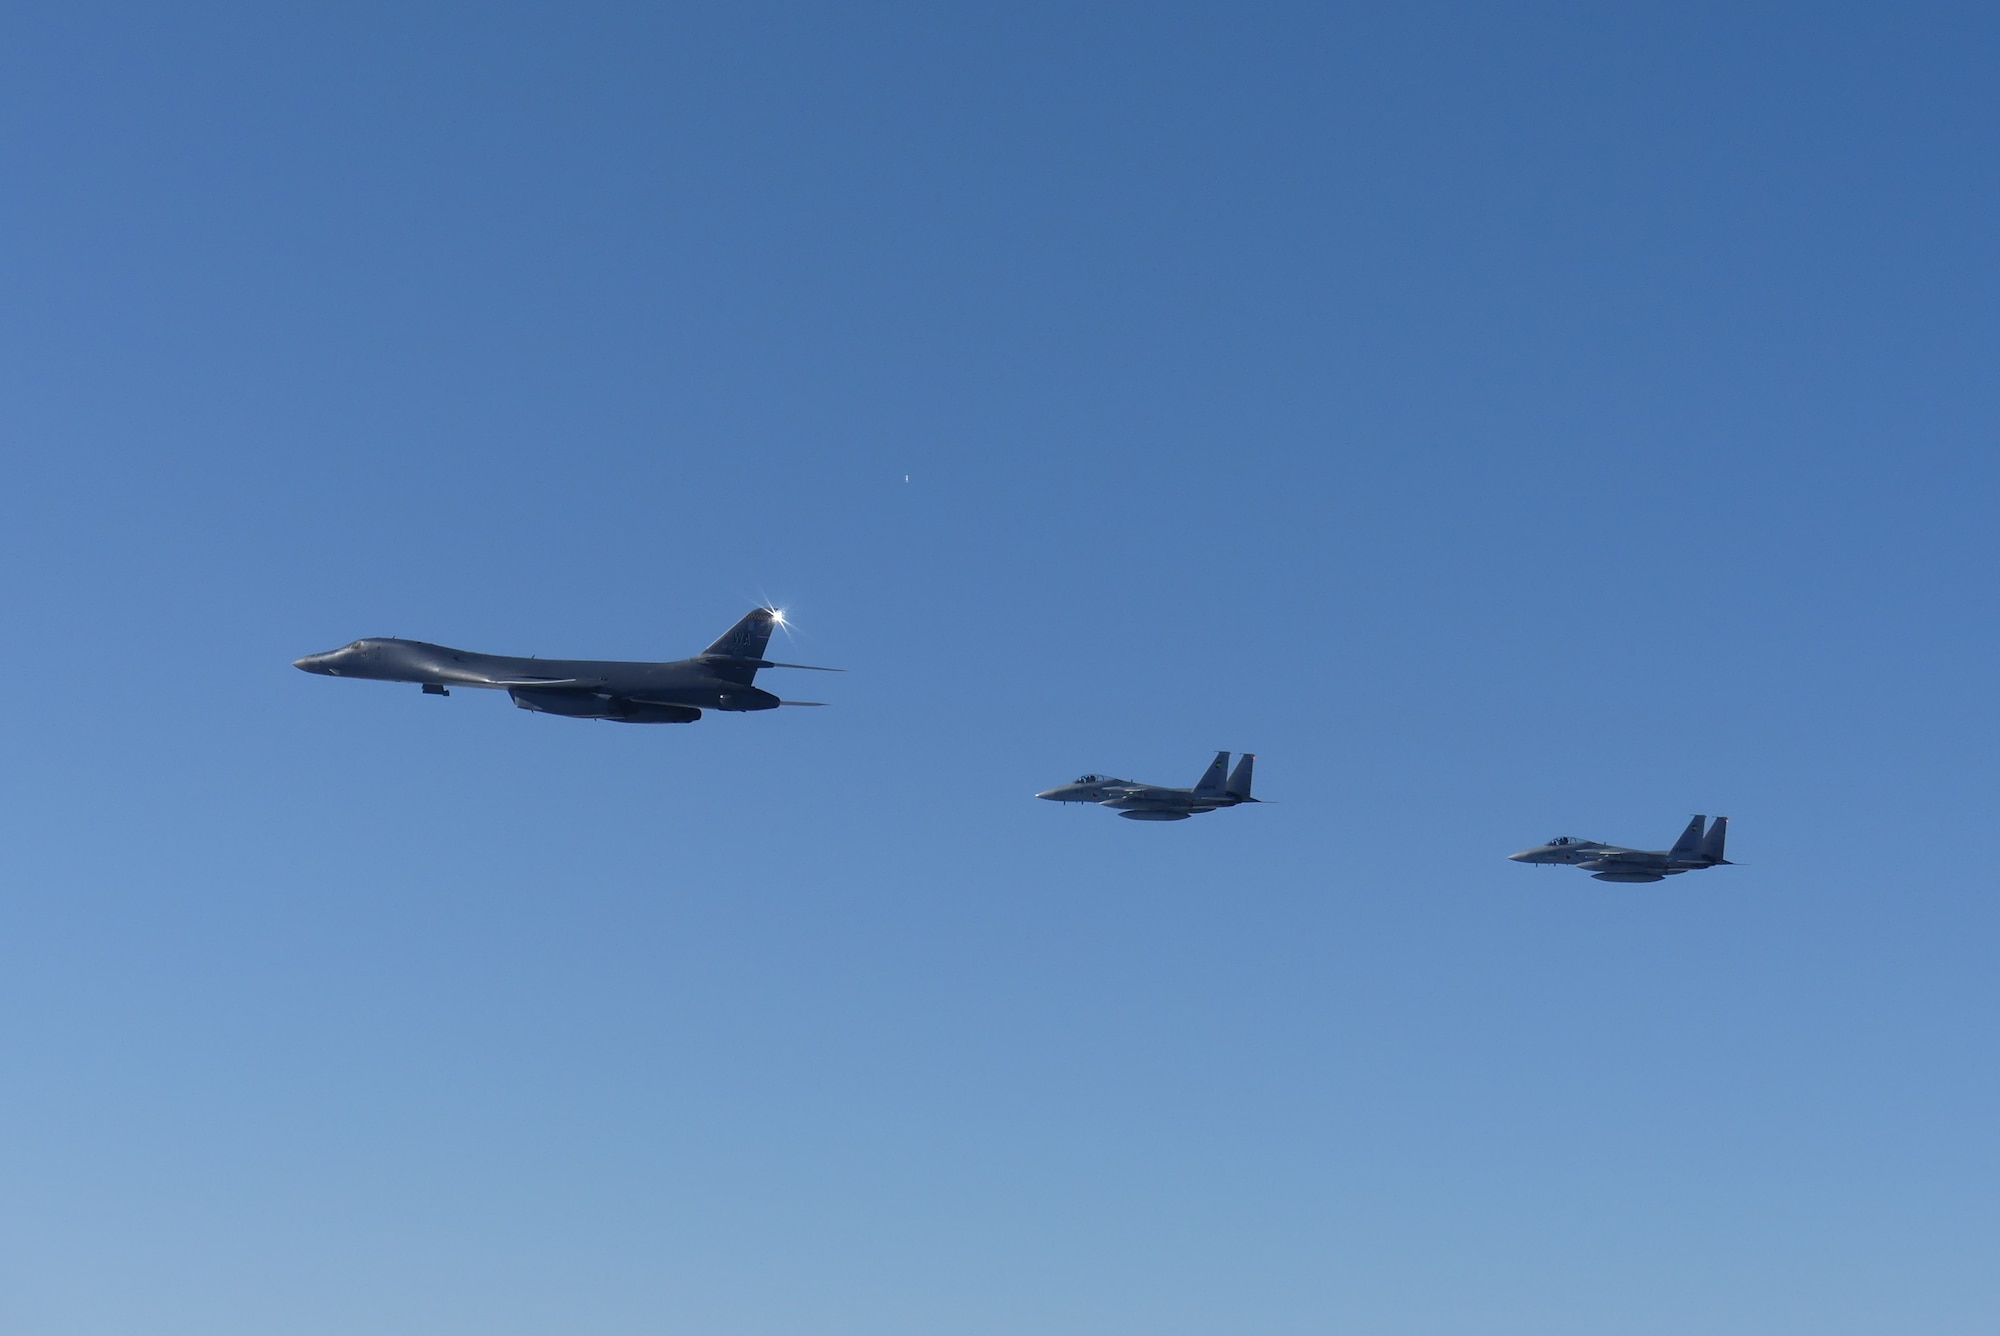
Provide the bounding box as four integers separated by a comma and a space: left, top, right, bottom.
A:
700, 656, 845, 672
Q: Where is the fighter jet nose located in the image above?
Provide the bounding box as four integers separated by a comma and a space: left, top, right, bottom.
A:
292, 656, 313, 670
1507, 850, 1533, 861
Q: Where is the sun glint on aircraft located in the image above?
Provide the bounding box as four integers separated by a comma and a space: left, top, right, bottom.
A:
293, 607, 838, 724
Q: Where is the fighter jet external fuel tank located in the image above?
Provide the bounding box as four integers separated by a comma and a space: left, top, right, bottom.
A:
292, 607, 839, 724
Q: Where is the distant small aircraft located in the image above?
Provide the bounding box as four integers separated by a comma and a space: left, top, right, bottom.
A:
293, 607, 838, 724
1509, 816, 1732, 882
1036, 751, 1260, 821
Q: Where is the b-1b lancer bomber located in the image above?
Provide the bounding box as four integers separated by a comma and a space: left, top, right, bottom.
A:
1037, 751, 1259, 821
292, 608, 837, 724
1509, 816, 1732, 883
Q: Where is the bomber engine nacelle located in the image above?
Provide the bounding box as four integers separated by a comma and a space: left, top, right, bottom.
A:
510, 688, 702, 724
714, 687, 781, 712
511, 687, 619, 718
614, 701, 702, 724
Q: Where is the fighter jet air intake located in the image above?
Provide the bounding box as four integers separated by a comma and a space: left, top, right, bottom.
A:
292, 607, 838, 724
1509, 816, 1732, 882
1037, 752, 1260, 821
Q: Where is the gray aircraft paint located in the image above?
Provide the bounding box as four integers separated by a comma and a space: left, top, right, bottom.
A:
293, 607, 837, 724
1508, 816, 1732, 882
1037, 752, 1260, 821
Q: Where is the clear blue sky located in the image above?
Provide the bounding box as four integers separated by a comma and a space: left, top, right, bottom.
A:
3, 4, 1996, 1333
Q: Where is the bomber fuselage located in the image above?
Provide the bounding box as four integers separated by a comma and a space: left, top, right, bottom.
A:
292, 638, 780, 716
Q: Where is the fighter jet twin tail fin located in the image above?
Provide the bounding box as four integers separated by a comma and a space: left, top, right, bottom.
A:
1667, 814, 1732, 863
1699, 815, 1730, 863
1194, 751, 1259, 801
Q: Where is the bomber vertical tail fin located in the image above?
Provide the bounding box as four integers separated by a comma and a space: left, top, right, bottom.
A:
1668, 815, 1706, 859
1192, 751, 1230, 794
699, 608, 782, 683
702, 607, 780, 660
1225, 752, 1256, 800
1699, 816, 1730, 863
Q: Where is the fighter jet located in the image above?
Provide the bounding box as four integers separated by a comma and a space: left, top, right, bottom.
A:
1508, 816, 1732, 882
1036, 752, 1260, 821
292, 607, 837, 724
